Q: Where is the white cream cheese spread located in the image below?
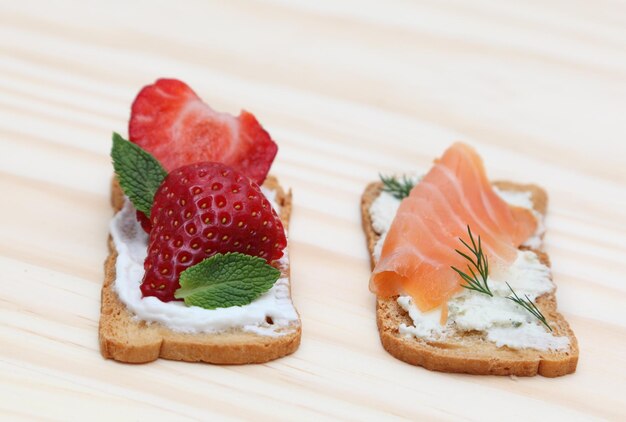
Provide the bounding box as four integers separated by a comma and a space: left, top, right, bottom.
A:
369, 183, 569, 351
369, 190, 401, 261
109, 187, 299, 337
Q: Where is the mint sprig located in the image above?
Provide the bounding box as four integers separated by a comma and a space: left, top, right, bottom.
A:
111, 132, 167, 215
174, 253, 281, 309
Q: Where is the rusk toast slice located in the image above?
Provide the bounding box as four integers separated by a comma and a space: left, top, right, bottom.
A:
361, 181, 578, 377
99, 176, 301, 364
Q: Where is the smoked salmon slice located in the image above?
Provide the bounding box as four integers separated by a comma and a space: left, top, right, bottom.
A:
370, 143, 538, 312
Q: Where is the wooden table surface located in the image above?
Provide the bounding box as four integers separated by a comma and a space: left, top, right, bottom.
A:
1, 0, 625, 420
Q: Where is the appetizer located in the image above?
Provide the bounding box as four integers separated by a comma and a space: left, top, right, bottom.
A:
361, 143, 578, 377
99, 79, 301, 364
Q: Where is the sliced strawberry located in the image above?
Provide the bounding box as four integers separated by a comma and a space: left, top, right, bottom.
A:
141, 162, 287, 302
128, 78, 277, 185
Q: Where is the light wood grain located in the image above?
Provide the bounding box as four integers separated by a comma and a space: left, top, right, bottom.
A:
1, 0, 625, 420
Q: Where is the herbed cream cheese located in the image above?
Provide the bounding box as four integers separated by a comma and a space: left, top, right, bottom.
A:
369, 190, 401, 261
109, 187, 299, 337
369, 183, 569, 351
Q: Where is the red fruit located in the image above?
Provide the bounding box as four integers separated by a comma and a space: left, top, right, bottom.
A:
129, 78, 278, 185
136, 210, 152, 233
141, 162, 287, 302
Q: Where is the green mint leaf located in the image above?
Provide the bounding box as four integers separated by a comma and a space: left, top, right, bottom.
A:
111, 132, 167, 215
174, 253, 281, 309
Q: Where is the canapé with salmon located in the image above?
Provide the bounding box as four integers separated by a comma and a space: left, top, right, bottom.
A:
361, 143, 578, 377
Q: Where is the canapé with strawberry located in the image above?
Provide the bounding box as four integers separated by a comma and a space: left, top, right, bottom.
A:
99, 79, 301, 364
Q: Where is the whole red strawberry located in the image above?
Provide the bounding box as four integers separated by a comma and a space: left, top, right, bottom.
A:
129, 79, 277, 185
141, 162, 287, 302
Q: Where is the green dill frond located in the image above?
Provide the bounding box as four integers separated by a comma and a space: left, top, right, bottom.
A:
379, 174, 416, 200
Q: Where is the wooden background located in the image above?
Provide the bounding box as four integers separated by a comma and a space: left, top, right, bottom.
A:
1, 0, 625, 420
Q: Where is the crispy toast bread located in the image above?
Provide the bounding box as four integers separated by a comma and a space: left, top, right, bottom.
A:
99, 176, 301, 364
361, 181, 578, 377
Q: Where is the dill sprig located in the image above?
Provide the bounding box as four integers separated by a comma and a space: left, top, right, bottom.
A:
452, 225, 552, 331
506, 282, 552, 331
380, 174, 415, 199
451, 225, 493, 296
